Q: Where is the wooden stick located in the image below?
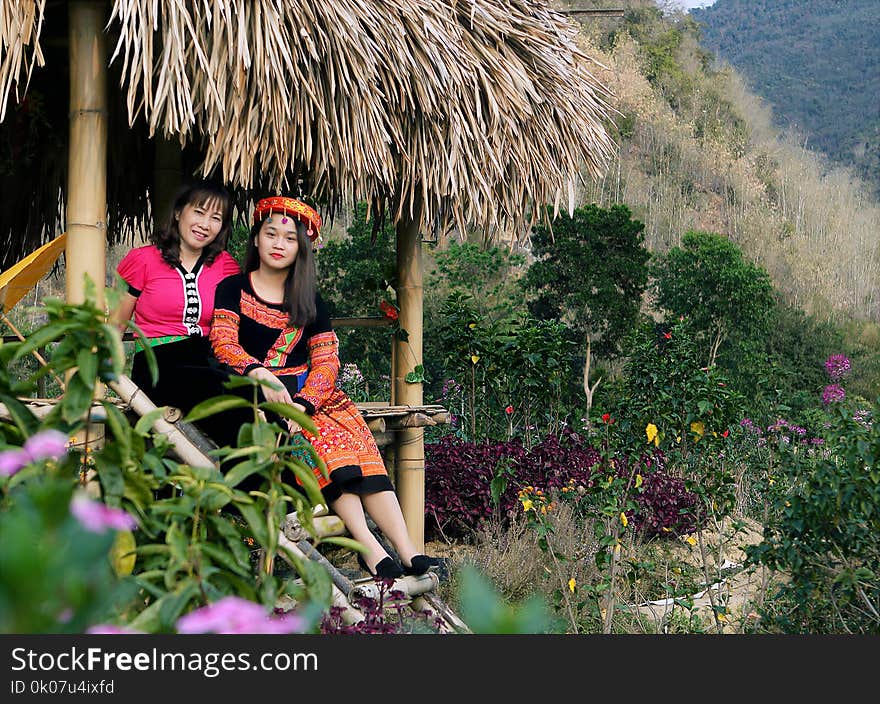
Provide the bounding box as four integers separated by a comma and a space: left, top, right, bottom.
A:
1, 312, 66, 390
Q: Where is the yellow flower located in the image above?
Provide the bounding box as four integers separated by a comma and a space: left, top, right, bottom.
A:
690, 421, 705, 438
471, 354, 480, 364
685, 535, 697, 546
521, 499, 533, 512
620, 512, 628, 528
568, 578, 576, 593
717, 612, 728, 622
635, 473, 643, 489
468, 323, 476, 329
645, 423, 659, 446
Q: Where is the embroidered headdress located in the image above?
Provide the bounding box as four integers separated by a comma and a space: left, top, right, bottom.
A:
252, 196, 322, 243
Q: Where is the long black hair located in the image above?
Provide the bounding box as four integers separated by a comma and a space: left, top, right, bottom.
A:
151, 179, 234, 267
245, 217, 317, 327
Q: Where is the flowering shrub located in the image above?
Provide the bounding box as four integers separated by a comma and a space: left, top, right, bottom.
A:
338, 362, 369, 403
746, 397, 880, 633
823, 354, 851, 381
175, 595, 305, 634
821, 383, 846, 405
0, 289, 332, 634
425, 428, 699, 541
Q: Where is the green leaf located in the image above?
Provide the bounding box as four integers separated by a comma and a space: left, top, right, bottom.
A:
76, 348, 98, 388
62, 375, 95, 425
405, 364, 426, 383
200, 543, 253, 577
236, 502, 270, 548
0, 393, 40, 435
134, 407, 169, 435
159, 582, 201, 629
259, 402, 318, 435
184, 396, 252, 423
12, 322, 78, 362
223, 461, 265, 490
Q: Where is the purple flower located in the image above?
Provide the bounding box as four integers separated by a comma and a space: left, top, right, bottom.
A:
86, 624, 144, 634
0, 448, 30, 477
176, 596, 305, 635
70, 494, 137, 533
824, 354, 851, 381
854, 409, 873, 428
0, 429, 70, 477
821, 383, 846, 405
23, 429, 69, 462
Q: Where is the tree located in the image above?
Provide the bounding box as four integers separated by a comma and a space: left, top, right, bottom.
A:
523, 203, 650, 360
650, 231, 774, 367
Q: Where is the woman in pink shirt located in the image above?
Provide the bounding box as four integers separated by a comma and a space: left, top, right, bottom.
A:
113, 180, 241, 433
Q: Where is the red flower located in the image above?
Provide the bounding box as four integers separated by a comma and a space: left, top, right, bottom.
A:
601, 413, 611, 424
379, 300, 399, 321
505, 405, 514, 415
663, 332, 672, 339
721, 429, 729, 438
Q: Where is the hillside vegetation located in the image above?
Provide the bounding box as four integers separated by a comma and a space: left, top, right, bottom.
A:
690, 0, 880, 194
561, 0, 879, 327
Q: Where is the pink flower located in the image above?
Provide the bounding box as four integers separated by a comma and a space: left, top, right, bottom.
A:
505, 405, 514, 415
86, 624, 144, 634
0, 429, 70, 477
176, 596, 305, 635
821, 383, 846, 405
23, 429, 69, 462
0, 448, 29, 477
70, 494, 137, 533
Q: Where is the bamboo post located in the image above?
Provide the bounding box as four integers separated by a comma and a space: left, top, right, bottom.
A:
66, 1, 107, 309
393, 211, 425, 552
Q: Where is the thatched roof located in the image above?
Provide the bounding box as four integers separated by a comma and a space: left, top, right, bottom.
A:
0, 0, 615, 268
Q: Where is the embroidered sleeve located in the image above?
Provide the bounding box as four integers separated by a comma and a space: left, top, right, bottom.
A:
292, 331, 340, 414
210, 277, 264, 376
291, 294, 338, 414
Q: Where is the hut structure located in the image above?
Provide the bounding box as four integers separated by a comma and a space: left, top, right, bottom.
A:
0, 0, 616, 551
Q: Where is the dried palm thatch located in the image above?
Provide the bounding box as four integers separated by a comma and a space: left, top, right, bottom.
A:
0, 0, 45, 120
0, 0, 616, 261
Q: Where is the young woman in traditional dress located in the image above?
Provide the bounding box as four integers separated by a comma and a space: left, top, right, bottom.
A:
209, 195, 438, 579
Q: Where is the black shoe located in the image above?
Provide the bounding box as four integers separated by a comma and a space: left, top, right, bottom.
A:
403, 554, 443, 576
357, 554, 404, 580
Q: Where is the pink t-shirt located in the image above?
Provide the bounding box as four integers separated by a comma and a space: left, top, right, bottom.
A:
116, 245, 240, 338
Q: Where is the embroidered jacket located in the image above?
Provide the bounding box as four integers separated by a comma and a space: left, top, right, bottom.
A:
210, 273, 339, 414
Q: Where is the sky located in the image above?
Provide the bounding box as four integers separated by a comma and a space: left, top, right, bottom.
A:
672, 0, 717, 9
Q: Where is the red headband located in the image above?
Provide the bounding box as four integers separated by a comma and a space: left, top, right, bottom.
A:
252, 196, 322, 242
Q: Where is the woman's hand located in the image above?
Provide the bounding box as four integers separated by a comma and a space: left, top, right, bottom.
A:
247, 366, 292, 405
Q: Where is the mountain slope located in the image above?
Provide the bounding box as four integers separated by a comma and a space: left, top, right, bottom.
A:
690, 0, 880, 191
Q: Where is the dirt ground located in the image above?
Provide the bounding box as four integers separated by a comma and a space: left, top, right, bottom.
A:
630, 517, 770, 633
424, 515, 772, 634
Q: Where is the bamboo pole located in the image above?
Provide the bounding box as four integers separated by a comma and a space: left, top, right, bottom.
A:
66, 1, 107, 309
109, 375, 215, 469
393, 210, 425, 552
